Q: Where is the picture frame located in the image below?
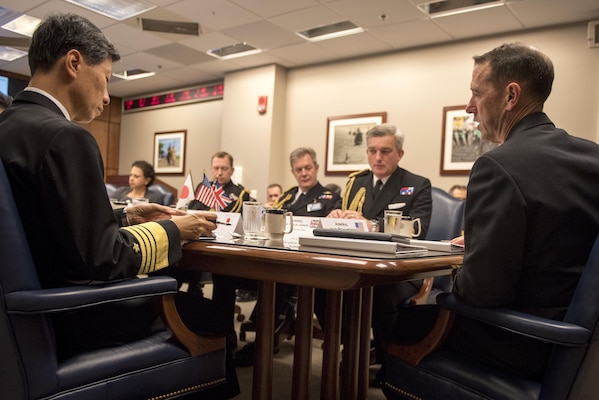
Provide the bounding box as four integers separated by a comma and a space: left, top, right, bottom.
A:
153, 130, 186, 175
440, 105, 498, 175
325, 112, 387, 175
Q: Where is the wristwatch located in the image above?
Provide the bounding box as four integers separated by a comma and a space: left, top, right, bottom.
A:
120, 207, 130, 227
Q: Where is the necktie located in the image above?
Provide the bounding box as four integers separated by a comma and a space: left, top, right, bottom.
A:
293, 192, 305, 205
373, 179, 383, 199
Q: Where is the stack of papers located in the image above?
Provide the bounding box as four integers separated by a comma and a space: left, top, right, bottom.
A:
409, 239, 464, 253
298, 235, 428, 258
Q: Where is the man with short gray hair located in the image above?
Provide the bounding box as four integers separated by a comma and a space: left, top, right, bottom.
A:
326, 123, 432, 386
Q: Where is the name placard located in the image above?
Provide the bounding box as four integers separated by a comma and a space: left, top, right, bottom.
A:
215, 212, 242, 238
188, 210, 242, 239
319, 218, 368, 232
284, 216, 322, 248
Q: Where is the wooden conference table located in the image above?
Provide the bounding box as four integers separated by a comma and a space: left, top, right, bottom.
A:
179, 238, 463, 400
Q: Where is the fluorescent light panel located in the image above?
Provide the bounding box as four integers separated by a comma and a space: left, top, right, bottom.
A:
418, 0, 503, 18
297, 20, 364, 42
112, 68, 155, 80
0, 46, 27, 61
65, 0, 156, 21
207, 43, 262, 60
1, 14, 41, 37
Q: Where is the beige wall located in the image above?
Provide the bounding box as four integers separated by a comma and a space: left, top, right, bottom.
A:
119, 99, 223, 190
119, 22, 599, 201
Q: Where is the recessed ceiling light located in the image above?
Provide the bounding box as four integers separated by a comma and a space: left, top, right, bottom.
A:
207, 43, 262, 60
418, 0, 503, 18
65, 0, 156, 21
0, 46, 27, 61
1, 14, 41, 37
296, 20, 364, 42
112, 68, 155, 81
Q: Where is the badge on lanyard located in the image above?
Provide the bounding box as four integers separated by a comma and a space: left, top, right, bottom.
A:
307, 202, 323, 213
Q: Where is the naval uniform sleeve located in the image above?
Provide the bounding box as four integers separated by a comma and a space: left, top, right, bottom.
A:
41, 126, 183, 283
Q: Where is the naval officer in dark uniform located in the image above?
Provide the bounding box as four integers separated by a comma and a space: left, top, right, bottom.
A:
231, 147, 341, 366
325, 124, 432, 386
188, 151, 251, 212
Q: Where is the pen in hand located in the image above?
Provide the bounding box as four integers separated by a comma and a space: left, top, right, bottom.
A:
216, 220, 231, 225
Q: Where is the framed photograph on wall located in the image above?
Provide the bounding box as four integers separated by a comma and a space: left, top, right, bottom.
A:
153, 130, 186, 175
440, 105, 498, 175
325, 112, 387, 175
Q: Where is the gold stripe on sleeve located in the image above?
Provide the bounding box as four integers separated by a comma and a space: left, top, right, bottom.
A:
122, 222, 170, 274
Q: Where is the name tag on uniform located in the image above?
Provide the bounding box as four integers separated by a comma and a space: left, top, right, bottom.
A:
307, 202, 323, 212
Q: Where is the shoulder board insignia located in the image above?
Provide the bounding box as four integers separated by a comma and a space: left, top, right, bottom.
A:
348, 168, 370, 178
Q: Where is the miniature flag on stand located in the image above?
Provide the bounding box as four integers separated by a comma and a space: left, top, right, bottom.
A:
194, 173, 232, 211
176, 172, 194, 209
212, 182, 232, 211
195, 173, 216, 208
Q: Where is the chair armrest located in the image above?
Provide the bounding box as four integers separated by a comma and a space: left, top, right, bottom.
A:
161, 295, 225, 356
5, 276, 178, 314
436, 293, 591, 346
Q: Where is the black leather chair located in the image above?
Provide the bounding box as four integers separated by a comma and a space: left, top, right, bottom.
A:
105, 182, 118, 199
149, 183, 175, 206
425, 187, 465, 241
382, 233, 599, 400
0, 161, 229, 399
408, 187, 465, 305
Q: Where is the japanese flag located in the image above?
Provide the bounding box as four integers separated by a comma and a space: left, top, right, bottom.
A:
176, 172, 194, 209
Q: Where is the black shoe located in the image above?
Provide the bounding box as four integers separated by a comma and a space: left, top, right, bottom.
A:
370, 365, 386, 388
232, 342, 255, 367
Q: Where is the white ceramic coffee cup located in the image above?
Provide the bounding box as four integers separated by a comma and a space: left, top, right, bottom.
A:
400, 217, 421, 238
263, 208, 293, 240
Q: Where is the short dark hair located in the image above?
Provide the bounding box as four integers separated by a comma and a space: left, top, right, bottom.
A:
212, 151, 234, 167
474, 43, 554, 104
0, 92, 13, 110
29, 13, 120, 75
131, 160, 155, 187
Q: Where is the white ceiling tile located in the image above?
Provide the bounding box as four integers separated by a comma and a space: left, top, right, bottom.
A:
431, 5, 524, 39
221, 20, 304, 49
103, 23, 171, 52
268, 4, 346, 32
230, 0, 319, 18
166, 0, 262, 31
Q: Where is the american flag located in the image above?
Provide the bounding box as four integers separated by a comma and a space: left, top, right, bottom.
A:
194, 173, 232, 211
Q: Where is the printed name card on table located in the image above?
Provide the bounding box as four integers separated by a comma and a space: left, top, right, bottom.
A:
214, 212, 242, 238
283, 216, 322, 248
187, 210, 242, 239
319, 218, 368, 232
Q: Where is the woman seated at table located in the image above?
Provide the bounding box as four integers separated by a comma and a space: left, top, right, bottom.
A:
113, 160, 163, 204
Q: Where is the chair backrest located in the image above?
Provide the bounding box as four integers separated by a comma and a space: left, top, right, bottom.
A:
105, 183, 118, 199
0, 160, 52, 399
425, 187, 465, 241
541, 233, 599, 399
0, 162, 40, 292
149, 183, 175, 206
